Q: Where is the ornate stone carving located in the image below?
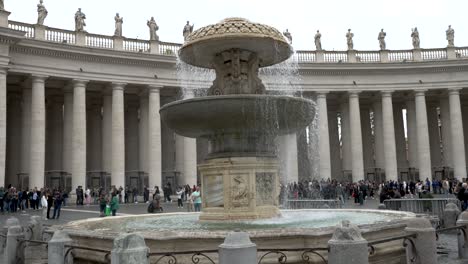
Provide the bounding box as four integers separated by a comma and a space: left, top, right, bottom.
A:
256, 173, 275, 206
378, 29, 386, 50
411, 27, 420, 49
114, 13, 123, 37
346, 29, 354, 50
183, 21, 194, 42
147, 17, 159, 41
314, 30, 322, 51
74, 8, 86, 32
37, 0, 48, 26
231, 175, 249, 207
331, 220, 365, 241
446, 25, 454, 47
283, 29, 292, 44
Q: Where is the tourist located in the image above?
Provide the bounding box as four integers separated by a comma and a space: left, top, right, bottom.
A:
186, 190, 194, 212
148, 192, 163, 213
143, 186, 149, 203
52, 190, 63, 219
110, 192, 119, 216
176, 187, 185, 208
85, 187, 91, 205
192, 186, 202, 212
99, 192, 107, 217
0, 186, 4, 212
164, 182, 172, 203
46, 190, 53, 219
119, 186, 124, 203
62, 190, 68, 207
40, 193, 48, 220
153, 186, 160, 200
124, 186, 130, 203
132, 187, 138, 203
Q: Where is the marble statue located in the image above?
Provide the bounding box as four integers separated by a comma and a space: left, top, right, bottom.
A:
0, 0, 4, 11
283, 29, 292, 44
378, 29, 386, 50
314, 30, 322, 51
411, 27, 420, 49
183, 21, 194, 41
37, 0, 48, 26
346, 29, 354, 50
446, 25, 454, 47
147, 17, 159, 41
74, 8, 86, 32
114, 13, 123, 37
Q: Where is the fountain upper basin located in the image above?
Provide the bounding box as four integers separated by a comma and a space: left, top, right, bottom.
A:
159, 95, 315, 139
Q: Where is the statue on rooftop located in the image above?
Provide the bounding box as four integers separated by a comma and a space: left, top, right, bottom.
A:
411, 27, 420, 49
378, 29, 386, 50
147, 17, 159, 41
74, 8, 86, 32
37, 0, 48, 26
283, 29, 292, 44
183, 21, 194, 42
446, 25, 454, 47
346, 29, 354, 50
314, 30, 322, 51
0, 0, 4, 11
114, 13, 123, 37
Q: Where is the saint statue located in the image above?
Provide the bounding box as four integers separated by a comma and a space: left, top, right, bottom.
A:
37, 0, 48, 26
314, 30, 322, 51
74, 8, 86, 32
114, 13, 123, 37
411, 27, 420, 49
147, 17, 159, 41
0, 0, 4, 11
183, 21, 194, 42
378, 29, 386, 50
346, 29, 354, 50
446, 25, 454, 47
283, 29, 292, 44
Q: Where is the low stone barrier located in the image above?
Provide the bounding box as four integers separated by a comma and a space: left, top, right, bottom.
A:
285, 199, 343, 209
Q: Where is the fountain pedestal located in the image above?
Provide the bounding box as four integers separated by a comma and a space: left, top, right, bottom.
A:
199, 157, 280, 221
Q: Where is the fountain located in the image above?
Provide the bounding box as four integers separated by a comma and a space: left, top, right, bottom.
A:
160, 17, 314, 220
54, 18, 418, 263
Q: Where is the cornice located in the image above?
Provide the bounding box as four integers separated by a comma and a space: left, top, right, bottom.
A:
9, 39, 178, 69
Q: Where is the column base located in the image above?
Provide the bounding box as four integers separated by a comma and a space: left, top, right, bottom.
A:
199, 156, 280, 221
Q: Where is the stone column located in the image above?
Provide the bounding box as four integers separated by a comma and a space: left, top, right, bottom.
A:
29, 75, 48, 189
111, 233, 149, 264
439, 97, 453, 167
139, 94, 149, 173
393, 103, 408, 169
102, 94, 112, 173
278, 133, 299, 183
427, 104, 442, 167
360, 107, 373, 171
381, 91, 398, 181
349, 91, 364, 182
415, 90, 432, 181
406, 100, 418, 168
405, 218, 437, 264
5, 225, 23, 264
72, 80, 88, 190
62, 88, 73, 175
317, 92, 331, 180
148, 86, 162, 189
219, 232, 257, 264
449, 88, 467, 180
0, 67, 6, 186
373, 101, 385, 169
21, 88, 31, 175
328, 110, 342, 180
6, 94, 22, 187
111, 83, 126, 189
340, 102, 351, 173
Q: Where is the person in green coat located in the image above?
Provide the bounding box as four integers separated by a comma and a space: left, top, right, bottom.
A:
110, 192, 119, 216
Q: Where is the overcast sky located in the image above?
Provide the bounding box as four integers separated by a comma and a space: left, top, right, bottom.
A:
5, 0, 467, 51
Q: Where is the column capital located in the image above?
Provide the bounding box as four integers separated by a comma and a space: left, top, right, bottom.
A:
448, 88, 462, 95
148, 85, 162, 93
381, 90, 393, 97
316, 91, 329, 99
111, 82, 127, 91
71, 79, 89, 87
30, 74, 49, 83
348, 90, 361, 98
414, 89, 427, 97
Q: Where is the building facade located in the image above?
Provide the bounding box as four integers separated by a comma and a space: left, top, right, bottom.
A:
1, 13, 468, 192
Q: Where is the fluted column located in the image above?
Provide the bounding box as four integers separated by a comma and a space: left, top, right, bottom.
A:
373, 101, 385, 169
112, 83, 126, 188
29, 75, 48, 189
406, 100, 418, 168
148, 86, 162, 189
317, 92, 331, 180
414, 90, 432, 181
72, 79, 88, 190
349, 91, 364, 182
62, 88, 73, 174
0, 69, 6, 186
21, 88, 31, 174
139, 94, 149, 173
381, 91, 398, 181
448, 88, 467, 180
340, 102, 351, 172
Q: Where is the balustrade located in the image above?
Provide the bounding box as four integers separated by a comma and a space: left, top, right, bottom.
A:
123, 38, 150, 52
324, 51, 348, 63
422, 48, 448, 60
356, 51, 380, 63
159, 41, 181, 55
295, 50, 316, 63
388, 50, 413, 62
45, 27, 76, 44
8, 21, 34, 38
456, 47, 468, 58
86, 34, 114, 49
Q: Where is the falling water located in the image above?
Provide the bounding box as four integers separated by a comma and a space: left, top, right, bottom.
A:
176, 57, 215, 99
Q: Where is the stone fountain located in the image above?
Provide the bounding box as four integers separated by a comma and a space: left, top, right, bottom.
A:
160, 17, 315, 221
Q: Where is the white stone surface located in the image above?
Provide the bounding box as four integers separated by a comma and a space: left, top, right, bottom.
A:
317, 92, 331, 180
349, 92, 364, 182
382, 91, 398, 181
72, 80, 88, 190
148, 86, 162, 189
449, 89, 467, 180
111, 83, 126, 188
415, 90, 432, 181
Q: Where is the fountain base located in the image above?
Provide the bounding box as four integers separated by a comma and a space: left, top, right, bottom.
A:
199, 156, 281, 221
